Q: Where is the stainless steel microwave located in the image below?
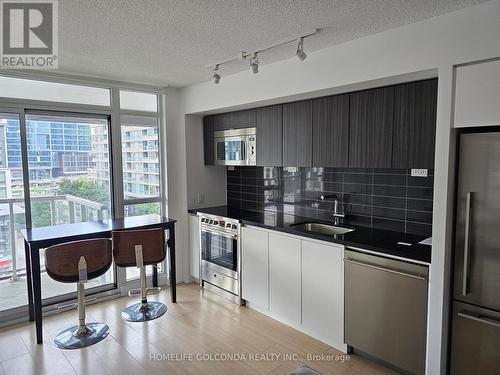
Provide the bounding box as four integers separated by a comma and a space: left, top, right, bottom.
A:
214, 127, 256, 166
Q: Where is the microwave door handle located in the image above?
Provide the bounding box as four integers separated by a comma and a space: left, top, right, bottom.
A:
241, 140, 246, 162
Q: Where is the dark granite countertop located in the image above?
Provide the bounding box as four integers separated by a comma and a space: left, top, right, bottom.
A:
188, 206, 259, 220
188, 206, 431, 264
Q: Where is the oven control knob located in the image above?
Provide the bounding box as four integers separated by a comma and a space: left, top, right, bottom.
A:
219, 221, 225, 227
231, 224, 237, 229
209, 220, 213, 224
226, 223, 231, 228
201, 218, 205, 223
213, 221, 218, 225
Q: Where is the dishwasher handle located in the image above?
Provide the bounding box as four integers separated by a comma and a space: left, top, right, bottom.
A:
344, 258, 427, 281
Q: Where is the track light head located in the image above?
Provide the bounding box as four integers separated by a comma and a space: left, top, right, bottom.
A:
212, 65, 220, 84
250, 53, 259, 74
296, 37, 307, 61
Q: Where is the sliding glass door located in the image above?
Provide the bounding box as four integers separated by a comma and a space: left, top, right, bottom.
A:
25, 113, 115, 301
0, 111, 116, 319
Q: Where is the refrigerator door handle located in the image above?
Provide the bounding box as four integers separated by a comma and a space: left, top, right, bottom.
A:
462, 192, 472, 296
458, 311, 500, 329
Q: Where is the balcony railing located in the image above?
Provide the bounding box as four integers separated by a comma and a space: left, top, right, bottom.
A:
0, 194, 109, 282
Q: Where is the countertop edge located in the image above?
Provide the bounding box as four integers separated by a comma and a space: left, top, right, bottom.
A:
241, 220, 430, 266
190, 206, 431, 264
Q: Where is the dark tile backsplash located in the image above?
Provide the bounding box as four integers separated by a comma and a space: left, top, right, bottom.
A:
227, 167, 434, 237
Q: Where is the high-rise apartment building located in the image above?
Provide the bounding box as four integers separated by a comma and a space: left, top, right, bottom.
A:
5, 119, 92, 184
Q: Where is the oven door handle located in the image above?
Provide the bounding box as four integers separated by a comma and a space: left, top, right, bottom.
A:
201, 227, 239, 239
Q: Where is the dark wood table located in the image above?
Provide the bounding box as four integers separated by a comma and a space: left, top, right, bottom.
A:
21, 215, 177, 344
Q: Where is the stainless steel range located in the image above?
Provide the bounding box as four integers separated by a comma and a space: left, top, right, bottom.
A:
198, 213, 243, 304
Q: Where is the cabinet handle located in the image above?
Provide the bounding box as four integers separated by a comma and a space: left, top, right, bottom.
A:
344, 258, 427, 281
458, 311, 500, 329
462, 192, 472, 296
201, 228, 238, 239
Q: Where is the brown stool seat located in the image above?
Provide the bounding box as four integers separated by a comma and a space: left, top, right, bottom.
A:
112, 228, 167, 322
44, 238, 112, 350
45, 239, 112, 282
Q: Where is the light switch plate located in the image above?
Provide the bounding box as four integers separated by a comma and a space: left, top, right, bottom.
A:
411, 169, 428, 177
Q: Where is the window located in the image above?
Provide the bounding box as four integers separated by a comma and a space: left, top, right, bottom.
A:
119, 90, 158, 112
26, 113, 113, 299
0, 75, 165, 324
0, 112, 27, 312
121, 115, 160, 200
121, 115, 162, 281
0, 76, 111, 106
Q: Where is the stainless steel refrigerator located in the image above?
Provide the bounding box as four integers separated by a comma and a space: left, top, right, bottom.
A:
450, 132, 500, 374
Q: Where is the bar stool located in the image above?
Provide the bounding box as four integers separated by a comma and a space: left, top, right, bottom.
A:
112, 228, 167, 322
44, 238, 112, 349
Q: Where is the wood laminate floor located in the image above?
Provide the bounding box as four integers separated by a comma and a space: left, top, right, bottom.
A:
0, 283, 397, 375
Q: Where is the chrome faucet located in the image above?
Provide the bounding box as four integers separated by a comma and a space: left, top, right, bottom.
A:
320, 195, 345, 225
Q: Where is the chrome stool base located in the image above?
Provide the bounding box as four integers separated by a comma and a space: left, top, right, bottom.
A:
121, 301, 167, 322
54, 322, 109, 350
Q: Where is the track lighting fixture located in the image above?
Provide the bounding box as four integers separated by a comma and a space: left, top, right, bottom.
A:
250, 53, 259, 74
212, 64, 220, 84
296, 37, 307, 61
207, 29, 318, 84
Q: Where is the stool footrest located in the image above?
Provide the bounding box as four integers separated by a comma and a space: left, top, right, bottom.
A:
128, 288, 141, 297
146, 287, 161, 295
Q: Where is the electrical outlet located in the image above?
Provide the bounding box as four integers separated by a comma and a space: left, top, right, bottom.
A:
197, 192, 205, 204
411, 169, 428, 177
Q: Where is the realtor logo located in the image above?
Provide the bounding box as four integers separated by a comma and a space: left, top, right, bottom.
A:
0, 0, 58, 68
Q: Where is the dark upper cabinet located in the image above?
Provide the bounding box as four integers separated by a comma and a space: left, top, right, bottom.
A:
213, 109, 256, 131
312, 94, 350, 167
392, 79, 438, 169
256, 105, 283, 166
349, 86, 394, 168
203, 115, 215, 165
283, 100, 312, 167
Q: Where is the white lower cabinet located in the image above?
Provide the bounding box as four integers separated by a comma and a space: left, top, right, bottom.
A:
241, 226, 346, 352
302, 240, 345, 350
189, 214, 200, 279
269, 232, 302, 325
241, 226, 269, 308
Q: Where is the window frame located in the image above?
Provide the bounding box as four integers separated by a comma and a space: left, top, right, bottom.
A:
0, 73, 168, 326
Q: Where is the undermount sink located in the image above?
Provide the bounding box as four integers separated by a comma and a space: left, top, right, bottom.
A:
291, 222, 355, 235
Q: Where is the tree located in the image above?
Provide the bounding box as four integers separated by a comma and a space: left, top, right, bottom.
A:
31, 201, 52, 227
128, 203, 160, 216
58, 178, 109, 204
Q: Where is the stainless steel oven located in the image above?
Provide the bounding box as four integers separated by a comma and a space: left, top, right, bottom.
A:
214, 127, 256, 166
198, 213, 243, 304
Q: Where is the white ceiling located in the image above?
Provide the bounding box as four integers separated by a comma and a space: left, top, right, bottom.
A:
58, 0, 487, 88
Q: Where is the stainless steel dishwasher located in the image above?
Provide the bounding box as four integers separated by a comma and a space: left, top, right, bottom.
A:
344, 249, 429, 375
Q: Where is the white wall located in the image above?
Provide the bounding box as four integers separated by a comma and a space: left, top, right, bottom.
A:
164, 1, 500, 374
165, 87, 189, 283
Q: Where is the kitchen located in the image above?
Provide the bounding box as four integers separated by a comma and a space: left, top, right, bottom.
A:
0, 2, 498, 375
189, 78, 436, 375
179, 8, 500, 372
